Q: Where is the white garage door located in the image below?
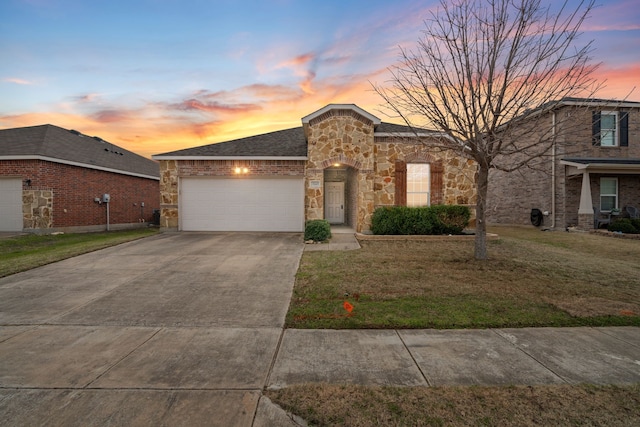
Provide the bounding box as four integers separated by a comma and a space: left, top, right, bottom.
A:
180, 177, 304, 232
0, 178, 23, 232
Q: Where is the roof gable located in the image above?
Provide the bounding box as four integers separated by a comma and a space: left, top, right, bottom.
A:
0, 124, 159, 179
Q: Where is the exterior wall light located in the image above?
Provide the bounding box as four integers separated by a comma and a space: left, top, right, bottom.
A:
334, 163, 340, 167
234, 167, 250, 174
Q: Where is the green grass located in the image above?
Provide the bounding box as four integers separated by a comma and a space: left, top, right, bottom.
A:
286, 226, 640, 329
0, 228, 158, 277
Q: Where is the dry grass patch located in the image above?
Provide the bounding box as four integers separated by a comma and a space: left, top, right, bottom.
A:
267, 383, 640, 426
287, 227, 640, 328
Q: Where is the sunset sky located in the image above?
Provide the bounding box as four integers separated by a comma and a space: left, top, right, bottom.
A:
1, 0, 639, 158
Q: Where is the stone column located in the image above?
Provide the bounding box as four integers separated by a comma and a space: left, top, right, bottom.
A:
577, 171, 594, 230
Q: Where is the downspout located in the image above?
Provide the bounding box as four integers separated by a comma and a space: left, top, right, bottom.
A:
551, 111, 556, 229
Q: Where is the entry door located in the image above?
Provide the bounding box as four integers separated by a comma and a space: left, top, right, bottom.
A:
325, 182, 344, 224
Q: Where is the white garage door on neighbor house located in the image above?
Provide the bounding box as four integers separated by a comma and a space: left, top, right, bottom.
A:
180, 177, 304, 232
0, 178, 23, 232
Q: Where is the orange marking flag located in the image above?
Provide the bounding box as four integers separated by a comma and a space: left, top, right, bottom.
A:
343, 301, 354, 313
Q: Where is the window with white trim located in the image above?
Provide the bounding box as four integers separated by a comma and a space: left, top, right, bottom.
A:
407, 163, 430, 206
600, 177, 618, 212
600, 111, 618, 147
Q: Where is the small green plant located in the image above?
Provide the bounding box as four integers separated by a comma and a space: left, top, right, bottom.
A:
305, 219, 332, 242
371, 205, 470, 235
608, 218, 639, 234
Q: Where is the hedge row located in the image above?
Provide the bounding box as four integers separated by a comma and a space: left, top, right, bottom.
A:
608, 218, 640, 234
371, 205, 471, 235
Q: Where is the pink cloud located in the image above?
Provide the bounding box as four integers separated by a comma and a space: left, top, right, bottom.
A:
3, 77, 34, 85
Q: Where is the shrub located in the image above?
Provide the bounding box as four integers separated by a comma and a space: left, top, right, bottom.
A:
305, 219, 332, 241
371, 205, 471, 235
608, 218, 639, 234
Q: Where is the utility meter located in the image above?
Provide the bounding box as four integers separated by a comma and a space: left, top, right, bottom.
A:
102, 194, 111, 203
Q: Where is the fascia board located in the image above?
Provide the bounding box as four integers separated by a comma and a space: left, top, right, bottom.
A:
152, 155, 308, 161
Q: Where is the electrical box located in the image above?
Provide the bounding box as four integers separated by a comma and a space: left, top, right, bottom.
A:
102, 194, 111, 203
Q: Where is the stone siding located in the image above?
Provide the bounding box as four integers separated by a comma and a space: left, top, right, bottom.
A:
374, 139, 477, 208
305, 112, 376, 232
305, 112, 477, 232
23, 189, 53, 229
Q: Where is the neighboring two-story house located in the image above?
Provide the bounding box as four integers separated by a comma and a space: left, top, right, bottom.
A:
153, 104, 477, 233
487, 98, 640, 230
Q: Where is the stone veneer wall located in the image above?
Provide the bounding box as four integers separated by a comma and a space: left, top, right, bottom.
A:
373, 138, 477, 208
158, 159, 306, 230
305, 110, 478, 232
23, 189, 53, 229
304, 111, 376, 232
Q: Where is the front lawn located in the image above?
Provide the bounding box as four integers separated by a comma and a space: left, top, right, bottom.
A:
286, 226, 640, 329
0, 228, 158, 277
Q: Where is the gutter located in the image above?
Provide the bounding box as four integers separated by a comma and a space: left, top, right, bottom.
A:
551, 111, 556, 228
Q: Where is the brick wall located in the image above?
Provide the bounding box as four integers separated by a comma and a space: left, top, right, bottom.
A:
486, 105, 640, 228
0, 159, 159, 231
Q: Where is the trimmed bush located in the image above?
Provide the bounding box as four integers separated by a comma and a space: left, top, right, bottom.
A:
371, 205, 471, 235
608, 218, 640, 234
305, 219, 332, 241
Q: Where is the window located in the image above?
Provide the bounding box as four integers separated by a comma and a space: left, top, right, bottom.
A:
600, 111, 618, 147
407, 163, 430, 206
600, 177, 618, 212
593, 110, 629, 147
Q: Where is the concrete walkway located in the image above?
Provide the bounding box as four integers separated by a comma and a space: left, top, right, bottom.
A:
0, 231, 638, 427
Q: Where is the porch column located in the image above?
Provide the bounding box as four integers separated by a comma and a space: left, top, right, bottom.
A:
577, 171, 595, 229
578, 171, 593, 214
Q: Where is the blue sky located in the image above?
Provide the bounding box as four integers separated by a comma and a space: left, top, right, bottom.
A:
1, 0, 639, 157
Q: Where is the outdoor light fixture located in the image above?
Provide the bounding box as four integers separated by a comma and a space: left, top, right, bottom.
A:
234, 167, 250, 174
334, 163, 340, 167
24, 179, 31, 186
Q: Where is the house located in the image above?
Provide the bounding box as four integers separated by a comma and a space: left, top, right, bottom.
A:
486, 98, 640, 230
0, 124, 160, 233
152, 104, 477, 233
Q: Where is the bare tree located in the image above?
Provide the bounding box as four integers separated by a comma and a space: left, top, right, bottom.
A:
374, 0, 599, 259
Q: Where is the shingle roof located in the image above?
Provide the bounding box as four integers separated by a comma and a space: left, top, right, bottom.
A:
0, 124, 159, 179
153, 122, 441, 159
375, 122, 436, 134
154, 127, 308, 158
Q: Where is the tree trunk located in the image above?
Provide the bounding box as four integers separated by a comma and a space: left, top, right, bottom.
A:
474, 165, 489, 260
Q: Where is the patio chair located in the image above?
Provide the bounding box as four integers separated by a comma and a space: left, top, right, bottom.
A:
593, 206, 611, 229
626, 206, 639, 219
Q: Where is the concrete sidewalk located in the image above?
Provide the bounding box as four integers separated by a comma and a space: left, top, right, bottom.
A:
266, 327, 640, 390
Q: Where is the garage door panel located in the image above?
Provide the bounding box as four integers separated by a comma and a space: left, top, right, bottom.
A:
180, 178, 304, 232
0, 179, 23, 232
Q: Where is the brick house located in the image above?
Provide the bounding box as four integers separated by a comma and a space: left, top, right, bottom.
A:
0, 124, 160, 233
153, 104, 477, 233
486, 98, 640, 230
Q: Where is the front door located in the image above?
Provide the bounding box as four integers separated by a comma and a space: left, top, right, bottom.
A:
325, 182, 344, 224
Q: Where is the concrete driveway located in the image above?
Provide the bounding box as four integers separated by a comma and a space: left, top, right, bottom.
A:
0, 232, 303, 426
